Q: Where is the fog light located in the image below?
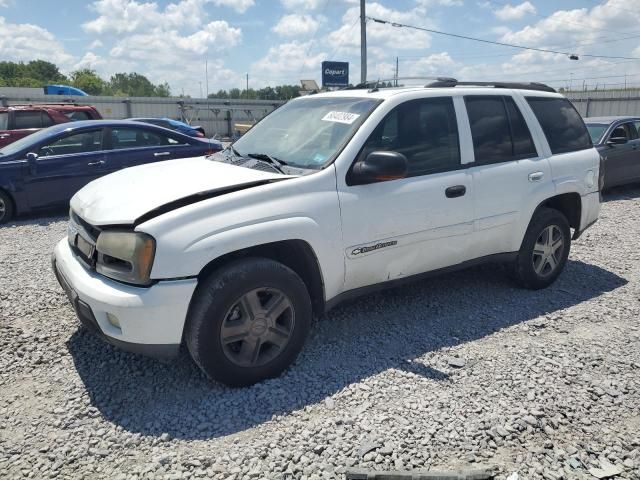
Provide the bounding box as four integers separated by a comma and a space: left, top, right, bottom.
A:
106, 313, 121, 329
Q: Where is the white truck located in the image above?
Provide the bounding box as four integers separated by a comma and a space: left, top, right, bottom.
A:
52, 80, 602, 386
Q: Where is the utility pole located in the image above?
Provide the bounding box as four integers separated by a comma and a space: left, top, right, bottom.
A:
360, 0, 367, 84
395, 56, 399, 87
246, 73, 249, 99
199, 81, 203, 98
205, 58, 209, 98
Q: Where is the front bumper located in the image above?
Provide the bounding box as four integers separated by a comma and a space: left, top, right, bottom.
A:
52, 239, 198, 358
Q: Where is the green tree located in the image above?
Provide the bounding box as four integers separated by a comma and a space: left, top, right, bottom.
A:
154, 82, 171, 97
109, 72, 163, 97
70, 69, 106, 95
24, 60, 67, 84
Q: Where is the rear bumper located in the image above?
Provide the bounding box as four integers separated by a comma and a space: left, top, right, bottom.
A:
574, 191, 601, 240
52, 238, 197, 359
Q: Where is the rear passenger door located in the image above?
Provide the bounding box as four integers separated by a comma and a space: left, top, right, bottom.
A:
463, 95, 553, 258
106, 126, 193, 169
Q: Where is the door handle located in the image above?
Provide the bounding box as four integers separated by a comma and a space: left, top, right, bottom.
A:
528, 171, 544, 182
87, 160, 105, 166
445, 185, 466, 198
154, 152, 171, 157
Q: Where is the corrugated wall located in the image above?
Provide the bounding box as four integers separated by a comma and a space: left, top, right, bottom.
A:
0, 93, 284, 138
566, 89, 640, 117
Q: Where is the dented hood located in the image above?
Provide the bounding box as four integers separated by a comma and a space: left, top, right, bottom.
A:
71, 156, 289, 226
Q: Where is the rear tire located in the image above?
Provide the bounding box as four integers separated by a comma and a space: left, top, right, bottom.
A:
0, 190, 14, 224
512, 208, 571, 290
186, 257, 312, 387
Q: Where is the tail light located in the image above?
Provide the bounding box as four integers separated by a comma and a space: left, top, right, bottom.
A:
196, 131, 205, 137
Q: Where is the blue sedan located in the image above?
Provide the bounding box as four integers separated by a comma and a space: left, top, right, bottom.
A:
0, 120, 222, 223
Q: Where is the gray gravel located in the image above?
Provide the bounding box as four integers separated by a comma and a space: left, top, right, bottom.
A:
1, 188, 640, 480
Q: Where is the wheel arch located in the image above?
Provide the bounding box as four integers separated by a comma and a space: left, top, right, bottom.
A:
195, 239, 326, 317
0, 186, 16, 220
536, 192, 582, 231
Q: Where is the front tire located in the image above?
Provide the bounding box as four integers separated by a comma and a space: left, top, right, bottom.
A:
512, 208, 571, 290
0, 190, 14, 224
186, 258, 312, 387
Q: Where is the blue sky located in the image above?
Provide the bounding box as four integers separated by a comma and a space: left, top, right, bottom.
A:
1, 0, 639, 96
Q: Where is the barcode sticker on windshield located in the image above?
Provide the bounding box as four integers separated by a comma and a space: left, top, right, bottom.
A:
321, 111, 360, 124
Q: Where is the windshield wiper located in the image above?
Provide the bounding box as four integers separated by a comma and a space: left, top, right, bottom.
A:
246, 153, 288, 173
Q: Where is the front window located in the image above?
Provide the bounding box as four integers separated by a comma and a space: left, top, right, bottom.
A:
586, 123, 608, 144
0, 112, 8, 130
230, 96, 381, 170
39, 130, 103, 156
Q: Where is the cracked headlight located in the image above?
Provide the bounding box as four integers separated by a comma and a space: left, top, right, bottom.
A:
96, 231, 156, 286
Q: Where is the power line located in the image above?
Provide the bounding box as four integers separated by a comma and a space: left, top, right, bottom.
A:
366, 16, 640, 61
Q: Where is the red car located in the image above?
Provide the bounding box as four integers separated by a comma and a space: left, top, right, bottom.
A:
0, 104, 102, 148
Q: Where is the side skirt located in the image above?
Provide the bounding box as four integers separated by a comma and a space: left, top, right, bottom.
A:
324, 252, 518, 313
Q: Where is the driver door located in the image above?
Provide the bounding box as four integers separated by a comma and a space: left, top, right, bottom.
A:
25, 128, 107, 209
603, 122, 638, 188
337, 96, 475, 291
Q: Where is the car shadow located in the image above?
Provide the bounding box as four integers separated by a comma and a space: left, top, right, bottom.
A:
601, 183, 640, 202
67, 258, 626, 440
0, 207, 68, 229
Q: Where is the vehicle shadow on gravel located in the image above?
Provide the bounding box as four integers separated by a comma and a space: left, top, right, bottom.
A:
602, 184, 640, 202
67, 258, 626, 440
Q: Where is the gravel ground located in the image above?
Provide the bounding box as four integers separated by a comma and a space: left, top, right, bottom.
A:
1, 188, 639, 480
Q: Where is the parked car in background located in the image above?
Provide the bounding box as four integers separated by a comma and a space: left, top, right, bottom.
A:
584, 116, 640, 189
0, 120, 223, 223
0, 104, 102, 148
130, 117, 206, 137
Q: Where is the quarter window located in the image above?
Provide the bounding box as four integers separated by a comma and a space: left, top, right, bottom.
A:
526, 97, 592, 154
39, 130, 103, 157
359, 97, 461, 177
465, 96, 537, 164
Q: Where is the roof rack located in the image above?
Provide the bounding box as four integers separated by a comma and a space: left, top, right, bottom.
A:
342, 77, 556, 93
425, 79, 556, 93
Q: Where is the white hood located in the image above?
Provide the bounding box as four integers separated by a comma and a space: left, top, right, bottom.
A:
71, 157, 288, 225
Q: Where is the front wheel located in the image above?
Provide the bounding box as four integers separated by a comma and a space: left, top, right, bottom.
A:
0, 190, 14, 224
512, 208, 571, 290
186, 258, 312, 387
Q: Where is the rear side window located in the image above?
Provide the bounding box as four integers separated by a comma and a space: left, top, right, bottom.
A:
14, 111, 45, 129
526, 97, 592, 154
64, 111, 92, 121
465, 96, 537, 164
0, 112, 7, 130
110, 128, 168, 149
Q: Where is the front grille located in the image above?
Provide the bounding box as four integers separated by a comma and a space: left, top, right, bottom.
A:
68, 211, 100, 268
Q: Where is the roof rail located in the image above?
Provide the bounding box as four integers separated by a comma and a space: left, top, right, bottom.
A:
425, 79, 556, 93
342, 77, 457, 91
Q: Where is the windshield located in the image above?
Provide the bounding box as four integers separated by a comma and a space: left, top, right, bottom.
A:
231, 96, 380, 170
0, 126, 59, 156
586, 123, 609, 144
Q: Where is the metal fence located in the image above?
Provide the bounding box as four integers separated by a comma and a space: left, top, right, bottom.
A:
3, 89, 640, 137
0, 92, 284, 139
566, 89, 640, 117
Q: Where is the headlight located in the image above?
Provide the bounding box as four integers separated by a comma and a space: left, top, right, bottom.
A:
96, 231, 156, 286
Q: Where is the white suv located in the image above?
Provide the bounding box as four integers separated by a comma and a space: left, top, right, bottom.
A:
52, 80, 601, 386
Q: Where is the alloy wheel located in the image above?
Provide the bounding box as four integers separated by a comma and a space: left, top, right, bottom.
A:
220, 287, 295, 367
532, 225, 564, 277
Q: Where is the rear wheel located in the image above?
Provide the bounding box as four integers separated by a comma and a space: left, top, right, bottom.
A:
512, 208, 571, 290
0, 190, 14, 224
186, 258, 312, 387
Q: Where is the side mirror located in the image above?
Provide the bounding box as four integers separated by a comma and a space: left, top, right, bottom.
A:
607, 136, 628, 146
351, 151, 408, 185
26, 152, 38, 173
